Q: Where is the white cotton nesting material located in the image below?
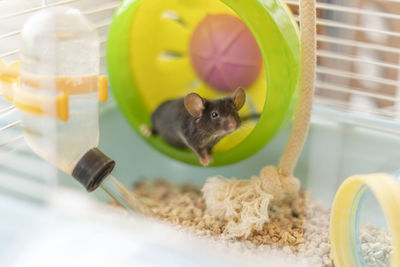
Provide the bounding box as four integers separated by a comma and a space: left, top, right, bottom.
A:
202, 175, 273, 238
202, 166, 300, 238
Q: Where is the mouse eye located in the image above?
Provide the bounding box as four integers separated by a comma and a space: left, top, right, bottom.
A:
211, 111, 219, 119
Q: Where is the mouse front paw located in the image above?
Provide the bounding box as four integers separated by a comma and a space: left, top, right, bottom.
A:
140, 125, 152, 137
199, 154, 213, 167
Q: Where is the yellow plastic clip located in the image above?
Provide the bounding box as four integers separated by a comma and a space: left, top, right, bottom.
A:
0, 59, 20, 101
1, 59, 107, 121
98, 75, 108, 103
56, 91, 69, 121
13, 86, 69, 122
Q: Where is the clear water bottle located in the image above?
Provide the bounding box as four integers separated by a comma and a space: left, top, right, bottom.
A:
14, 6, 151, 214
19, 7, 102, 176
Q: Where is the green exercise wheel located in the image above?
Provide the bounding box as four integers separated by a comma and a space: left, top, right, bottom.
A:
107, 0, 300, 166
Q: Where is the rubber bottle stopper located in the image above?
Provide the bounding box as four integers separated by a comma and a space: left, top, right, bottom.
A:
72, 148, 115, 192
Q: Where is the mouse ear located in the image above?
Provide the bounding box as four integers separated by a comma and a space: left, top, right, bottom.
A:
184, 93, 205, 117
232, 87, 246, 110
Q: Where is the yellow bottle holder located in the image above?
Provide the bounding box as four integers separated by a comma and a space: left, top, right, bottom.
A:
13, 86, 69, 121
330, 174, 400, 267
0, 60, 20, 101
0, 59, 108, 121
98, 75, 109, 103
21, 73, 108, 97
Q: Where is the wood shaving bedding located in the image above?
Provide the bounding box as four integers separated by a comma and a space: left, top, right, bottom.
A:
131, 179, 334, 267
110, 179, 392, 267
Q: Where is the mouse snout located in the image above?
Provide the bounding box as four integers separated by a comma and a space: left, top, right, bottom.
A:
223, 117, 238, 133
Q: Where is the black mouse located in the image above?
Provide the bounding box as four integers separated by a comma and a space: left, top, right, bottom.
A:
141, 87, 246, 166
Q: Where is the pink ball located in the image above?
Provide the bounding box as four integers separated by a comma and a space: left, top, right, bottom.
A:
190, 14, 263, 93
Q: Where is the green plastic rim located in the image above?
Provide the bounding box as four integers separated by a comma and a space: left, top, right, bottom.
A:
107, 0, 300, 166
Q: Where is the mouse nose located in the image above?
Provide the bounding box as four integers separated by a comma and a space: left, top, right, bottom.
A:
224, 118, 237, 132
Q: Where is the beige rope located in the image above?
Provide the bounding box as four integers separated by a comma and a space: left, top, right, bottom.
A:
201, 0, 316, 237
279, 0, 316, 177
